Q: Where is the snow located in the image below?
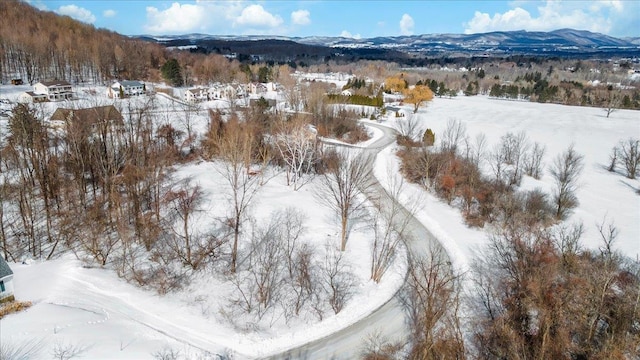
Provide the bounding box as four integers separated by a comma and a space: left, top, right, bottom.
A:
0, 83, 638, 358
374, 95, 640, 269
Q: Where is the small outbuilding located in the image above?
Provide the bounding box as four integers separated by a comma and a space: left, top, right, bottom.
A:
0, 256, 14, 304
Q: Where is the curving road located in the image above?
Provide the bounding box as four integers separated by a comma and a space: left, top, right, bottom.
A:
265, 122, 450, 359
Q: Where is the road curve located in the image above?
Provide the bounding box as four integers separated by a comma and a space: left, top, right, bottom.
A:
265, 122, 450, 359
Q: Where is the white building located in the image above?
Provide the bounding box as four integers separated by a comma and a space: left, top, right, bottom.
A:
106, 80, 145, 99
0, 256, 14, 304
33, 80, 73, 101
17, 91, 47, 103
184, 88, 208, 103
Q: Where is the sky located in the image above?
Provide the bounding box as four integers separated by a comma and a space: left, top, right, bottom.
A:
26, 0, 640, 38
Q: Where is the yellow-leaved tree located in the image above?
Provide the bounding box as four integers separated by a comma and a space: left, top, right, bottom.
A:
384, 75, 407, 93
403, 85, 434, 113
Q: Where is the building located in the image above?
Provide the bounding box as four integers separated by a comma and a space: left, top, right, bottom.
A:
50, 105, 124, 131
17, 91, 47, 103
184, 87, 209, 103
106, 80, 145, 99
33, 80, 73, 101
0, 256, 14, 304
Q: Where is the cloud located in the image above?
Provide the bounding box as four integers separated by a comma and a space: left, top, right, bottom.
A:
235, 4, 283, 28
145, 3, 207, 33
340, 30, 361, 39
463, 0, 632, 35
399, 14, 414, 35
55, 4, 96, 24
291, 9, 311, 26
103, 9, 116, 18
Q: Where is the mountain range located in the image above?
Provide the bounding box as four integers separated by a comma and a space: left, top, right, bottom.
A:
137, 29, 640, 60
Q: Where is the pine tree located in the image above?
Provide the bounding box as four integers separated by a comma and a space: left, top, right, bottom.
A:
161, 59, 183, 87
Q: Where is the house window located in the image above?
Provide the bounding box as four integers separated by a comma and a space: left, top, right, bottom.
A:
0, 280, 4, 292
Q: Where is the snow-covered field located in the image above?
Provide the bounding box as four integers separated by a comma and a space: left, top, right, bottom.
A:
0, 86, 638, 358
375, 95, 639, 272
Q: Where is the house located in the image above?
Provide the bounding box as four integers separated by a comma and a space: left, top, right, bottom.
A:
0, 256, 14, 304
33, 80, 73, 101
17, 91, 48, 104
106, 80, 145, 99
184, 87, 208, 103
49, 105, 124, 131
341, 89, 353, 96
247, 82, 268, 95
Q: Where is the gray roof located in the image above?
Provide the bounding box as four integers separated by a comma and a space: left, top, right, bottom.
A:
0, 256, 13, 279
118, 80, 143, 87
39, 80, 72, 87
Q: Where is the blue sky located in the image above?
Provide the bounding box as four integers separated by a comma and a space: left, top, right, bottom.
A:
28, 0, 640, 38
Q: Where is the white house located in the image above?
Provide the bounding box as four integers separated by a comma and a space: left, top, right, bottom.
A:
106, 80, 145, 99
33, 80, 73, 101
0, 256, 14, 304
184, 88, 208, 103
17, 91, 47, 103
247, 82, 268, 95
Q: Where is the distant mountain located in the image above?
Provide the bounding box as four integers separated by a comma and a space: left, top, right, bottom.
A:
136, 29, 640, 60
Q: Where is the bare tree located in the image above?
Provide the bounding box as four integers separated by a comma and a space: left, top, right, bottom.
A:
523, 141, 546, 180
607, 146, 618, 172
217, 116, 261, 273
396, 112, 422, 142
315, 150, 375, 251
51, 341, 89, 360
320, 242, 356, 314
370, 168, 418, 283
440, 119, 467, 155
273, 116, 317, 190
401, 245, 465, 359
497, 131, 529, 186
617, 138, 640, 179
550, 145, 584, 220
0, 338, 43, 360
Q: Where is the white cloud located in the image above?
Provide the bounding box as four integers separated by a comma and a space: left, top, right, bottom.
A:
103, 9, 116, 18
291, 9, 311, 26
340, 30, 361, 39
55, 4, 96, 24
235, 4, 283, 28
463, 0, 632, 35
399, 14, 414, 35
145, 3, 207, 33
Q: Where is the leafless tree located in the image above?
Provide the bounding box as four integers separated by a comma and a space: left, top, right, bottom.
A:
464, 133, 487, 168
607, 146, 618, 172
497, 131, 529, 186
51, 341, 89, 360
217, 117, 261, 273
273, 116, 317, 190
151, 347, 181, 360
320, 242, 356, 314
440, 119, 467, 155
617, 138, 640, 179
359, 330, 406, 360
550, 144, 584, 220
401, 244, 465, 359
396, 112, 422, 142
315, 150, 375, 251
0, 338, 44, 360
370, 168, 418, 283
523, 141, 546, 179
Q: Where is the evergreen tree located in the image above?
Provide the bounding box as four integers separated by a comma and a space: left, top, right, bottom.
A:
161, 59, 183, 87
423, 128, 435, 146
